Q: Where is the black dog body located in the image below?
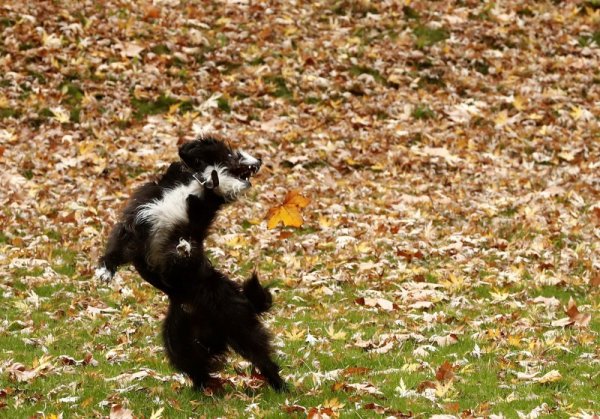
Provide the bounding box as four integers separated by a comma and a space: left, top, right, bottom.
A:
163, 269, 284, 391
98, 138, 285, 391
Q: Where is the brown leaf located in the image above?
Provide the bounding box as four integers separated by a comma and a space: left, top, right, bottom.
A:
444, 402, 460, 413
144, 6, 161, 20
363, 403, 412, 417
282, 404, 306, 414
342, 366, 371, 376
416, 380, 436, 393
435, 360, 455, 382
590, 273, 600, 288
565, 297, 591, 327
109, 404, 134, 419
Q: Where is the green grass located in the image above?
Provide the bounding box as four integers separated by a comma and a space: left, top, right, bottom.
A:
412, 104, 435, 120
413, 26, 450, 49
131, 94, 194, 120
2, 263, 597, 417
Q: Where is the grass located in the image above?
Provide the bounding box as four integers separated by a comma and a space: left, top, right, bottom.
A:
131, 94, 194, 120
413, 26, 449, 49
1, 0, 599, 417
1, 246, 598, 416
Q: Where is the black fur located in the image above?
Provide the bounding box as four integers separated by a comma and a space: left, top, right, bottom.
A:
98, 137, 285, 392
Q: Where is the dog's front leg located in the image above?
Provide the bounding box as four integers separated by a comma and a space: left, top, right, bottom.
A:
186, 189, 225, 239
96, 222, 133, 281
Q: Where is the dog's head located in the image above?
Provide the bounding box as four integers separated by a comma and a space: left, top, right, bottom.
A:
179, 137, 262, 201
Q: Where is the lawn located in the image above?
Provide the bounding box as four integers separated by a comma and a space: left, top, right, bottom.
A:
1, 0, 599, 417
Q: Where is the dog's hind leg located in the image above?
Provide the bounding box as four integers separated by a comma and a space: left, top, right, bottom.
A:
228, 320, 286, 392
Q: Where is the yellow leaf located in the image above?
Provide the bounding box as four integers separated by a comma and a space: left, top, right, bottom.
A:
537, 370, 562, 383
326, 325, 347, 340
149, 407, 165, 419
267, 204, 303, 229
266, 190, 310, 229
284, 326, 306, 341
494, 110, 508, 127
284, 190, 310, 208
168, 102, 181, 114
513, 95, 525, 111
570, 106, 583, 120
508, 334, 522, 347
78, 141, 96, 156
51, 107, 70, 123
323, 398, 345, 410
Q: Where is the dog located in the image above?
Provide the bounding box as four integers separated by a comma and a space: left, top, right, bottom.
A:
96, 136, 286, 392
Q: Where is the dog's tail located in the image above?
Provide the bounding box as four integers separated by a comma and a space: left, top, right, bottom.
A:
242, 273, 273, 314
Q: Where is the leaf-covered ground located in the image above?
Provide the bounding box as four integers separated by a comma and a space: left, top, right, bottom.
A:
1, 0, 599, 417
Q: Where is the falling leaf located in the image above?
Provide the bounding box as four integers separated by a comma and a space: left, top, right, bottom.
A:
266, 190, 310, 229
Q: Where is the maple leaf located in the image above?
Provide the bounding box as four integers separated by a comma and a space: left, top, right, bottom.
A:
435, 360, 455, 382
266, 190, 310, 229
565, 297, 591, 327
51, 107, 70, 123
325, 325, 347, 340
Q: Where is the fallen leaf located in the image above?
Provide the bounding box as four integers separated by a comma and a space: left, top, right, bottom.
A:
435, 360, 455, 382
109, 404, 134, 419
565, 297, 591, 327
342, 367, 371, 376
537, 370, 562, 384
355, 297, 397, 311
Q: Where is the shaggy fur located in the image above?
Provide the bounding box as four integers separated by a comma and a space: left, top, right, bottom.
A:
97, 137, 286, 392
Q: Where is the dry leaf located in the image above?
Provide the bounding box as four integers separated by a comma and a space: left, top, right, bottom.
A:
355, 297, 397, 311
435, 360, 455, 382
109, 405, 134, 419
537, 370, 562, 384
266, 190, 310, 229
565, 297, 591, 327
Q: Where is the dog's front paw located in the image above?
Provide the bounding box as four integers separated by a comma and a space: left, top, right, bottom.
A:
203, 169, 220, 189
176, 238, 192, 257
94, 265, 114, 282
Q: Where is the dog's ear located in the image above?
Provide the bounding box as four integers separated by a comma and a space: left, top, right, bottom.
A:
179, 140, 209, 171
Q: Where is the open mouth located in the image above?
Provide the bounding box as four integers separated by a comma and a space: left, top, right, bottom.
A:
232, 163, 261, 182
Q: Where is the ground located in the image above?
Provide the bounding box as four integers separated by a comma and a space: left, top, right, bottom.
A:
0, 0, 599, 417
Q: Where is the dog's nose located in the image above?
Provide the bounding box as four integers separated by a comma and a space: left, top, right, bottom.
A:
252, 159, 262, 173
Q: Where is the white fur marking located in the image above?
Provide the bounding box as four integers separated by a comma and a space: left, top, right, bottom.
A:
176, 238, 192, 257
136, 180, 203, 266
95, 265, 114, 282
239, 150, 260, 166
202, 165, 250, 201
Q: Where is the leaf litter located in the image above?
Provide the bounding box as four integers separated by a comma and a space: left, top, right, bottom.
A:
0, 0, 599, 417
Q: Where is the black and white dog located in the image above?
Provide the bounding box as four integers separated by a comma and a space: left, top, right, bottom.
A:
96, 137, 286, 392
